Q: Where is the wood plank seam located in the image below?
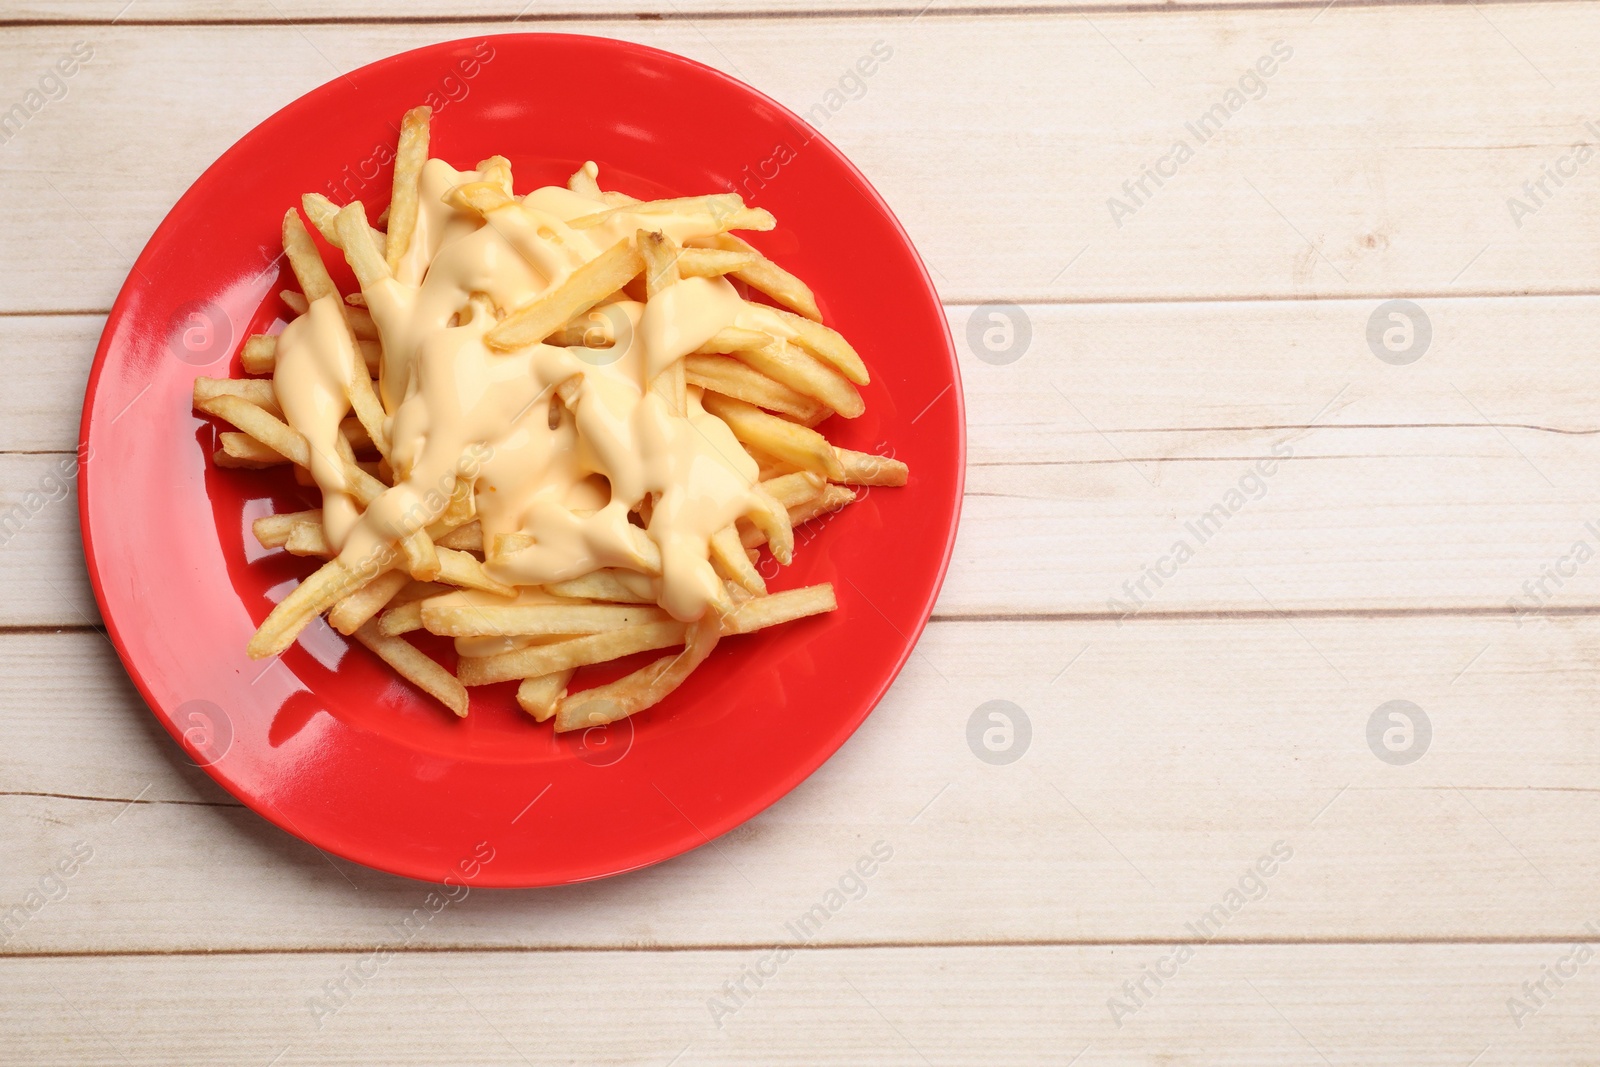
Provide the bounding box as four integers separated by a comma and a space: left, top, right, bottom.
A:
0, 0, 1568, 29
9, 935, 1600, 960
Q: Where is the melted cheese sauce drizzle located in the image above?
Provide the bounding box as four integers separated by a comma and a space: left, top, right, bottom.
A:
274, 158, 773, 623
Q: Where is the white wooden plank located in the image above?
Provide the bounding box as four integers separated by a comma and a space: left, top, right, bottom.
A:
4, 944, 1597, 1066
0, 454, 92, 628
5, 6, 1600, 309
14, 296, 1600, 625
5, 614, 1600, 951
0, 314, 98, 453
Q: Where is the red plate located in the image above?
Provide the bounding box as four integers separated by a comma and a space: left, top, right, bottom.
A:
79, 34, 963, 886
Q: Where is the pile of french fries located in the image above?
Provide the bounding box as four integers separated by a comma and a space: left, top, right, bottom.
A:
192, 106, 908, 732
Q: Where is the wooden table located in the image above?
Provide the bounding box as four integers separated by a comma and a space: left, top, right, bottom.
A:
4, 1, 1599, 1062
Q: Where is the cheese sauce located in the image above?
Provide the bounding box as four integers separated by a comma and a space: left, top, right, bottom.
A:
273, 159, 776, 623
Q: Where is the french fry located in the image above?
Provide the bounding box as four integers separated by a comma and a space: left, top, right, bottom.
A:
345, 304, 380, 341
709, 524, 765, 595
394, 580, 452, 606
553, 619, 721, 732
745, 484, 795, 565
253, 509, 321, 549
300, 190, 341, 242
335, 202, 392, 290
194, 394, 311, 467
569, 194, 764, 230
341, 416, 374, 453
476, 155, 513, 197
423, 601, 668, 638
441, 478, 475, 527
708, 233, 821, 320
695, 327, 773, 356
279, 291, 309, 317
639, 229, 681, 299
282, 209, 338, 304
240, 334, 278, 374
834, 447, 909, 487
456, 620, 688, 686
490, 531, 534, 560
755, 452, 802, 479
555, 376, 584, 409
378, 580, 455, 635
195, 376, 281, 417
722, 583, 836, 635
683, 355, 824, 422
734, 339, 863, 418
213, 438, 280, 469
741, 484, 854, 550
285, 521, 331, 557
345, 371, 390, 462
677, 247, 759, 278
545, 570, 658, 604
302, 192, 387, 259
517, 670, 575, 722
629, 524, 665, 575
434, 520, 482, 552
760, 471, 826, 509
436, 547, 516, 597
444, 180, 515, 216
567, 161, 603, 200
212, 447, 275, 470
328, 568, 410, 635
385, 105, 432, 275
766, 306, 868, 385
639, 229, 689, 416
487, 238, 644, 351
249, 552, 390, 659
213, 450, 272, 471
355, 340, 381, 376
323, 287, 391, 460
547, 313, 617, 348
353, 620, 468, 717
787, 483, 856, 527
378, 599, 425, 636
715, 207, 775, 232
701, 392, 844, 480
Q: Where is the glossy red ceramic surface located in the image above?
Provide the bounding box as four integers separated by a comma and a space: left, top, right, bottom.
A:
79, 34, 964, 886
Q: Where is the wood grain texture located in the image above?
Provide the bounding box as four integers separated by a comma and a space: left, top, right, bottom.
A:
4, 5, 1600, 310
4, 945, 1598, 1066
4, 5, 1600, 1060
2, 614, 1597, 952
